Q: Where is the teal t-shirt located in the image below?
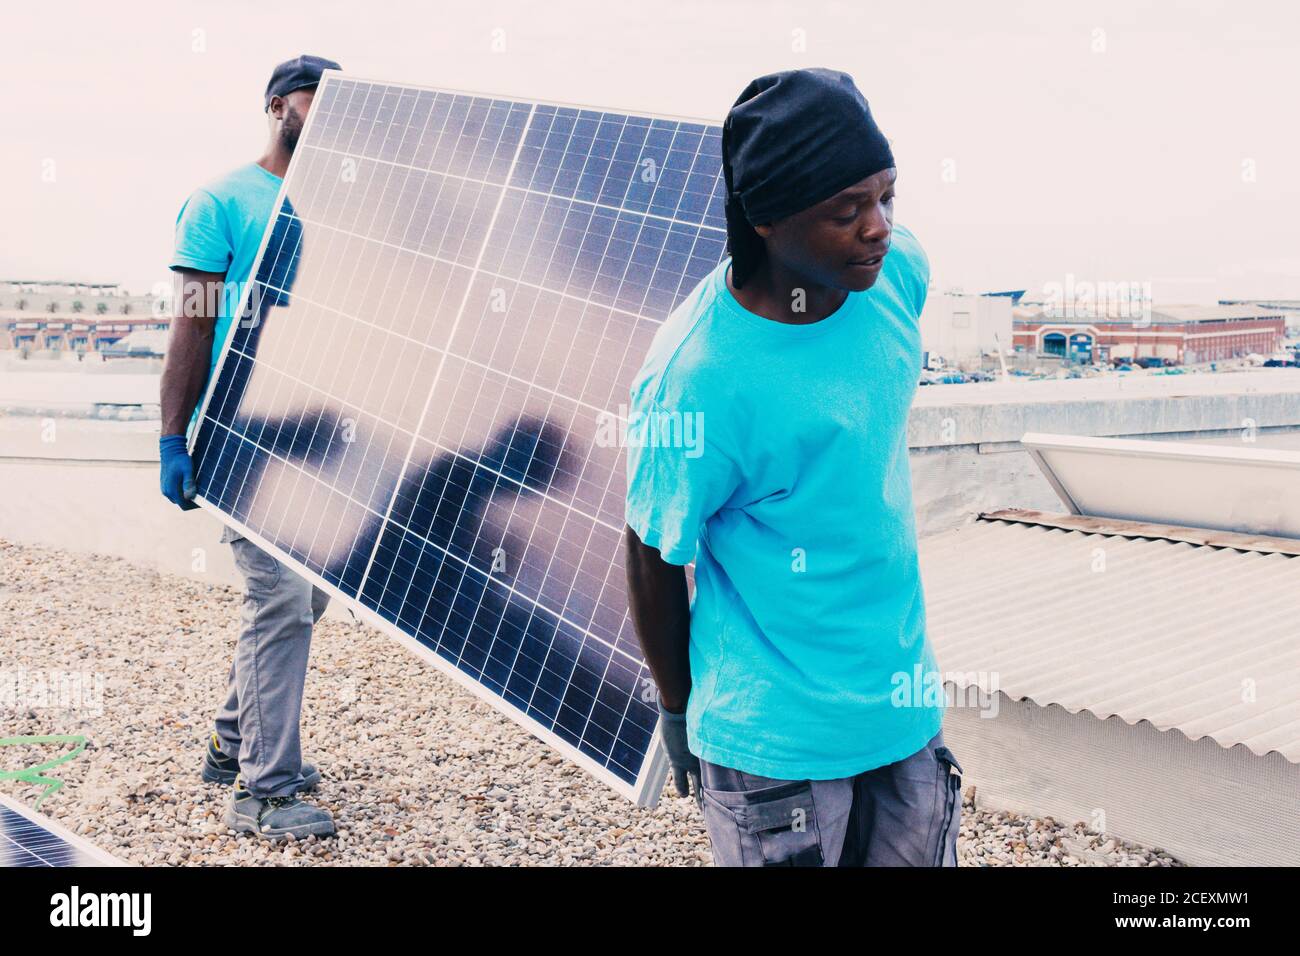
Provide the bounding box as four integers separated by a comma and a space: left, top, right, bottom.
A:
169, 161, 283, 437
624, 223, 944, 780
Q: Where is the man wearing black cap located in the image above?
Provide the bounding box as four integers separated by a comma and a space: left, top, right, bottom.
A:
624, 68, 963, 866
160, 54, 341, 839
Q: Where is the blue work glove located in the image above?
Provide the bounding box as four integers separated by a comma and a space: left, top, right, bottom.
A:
159, 434, 199, 510
658, 697, 701, 805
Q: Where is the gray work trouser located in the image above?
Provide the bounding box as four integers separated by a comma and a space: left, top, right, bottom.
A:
213, 525, 329, 797
699, 729, 964, 867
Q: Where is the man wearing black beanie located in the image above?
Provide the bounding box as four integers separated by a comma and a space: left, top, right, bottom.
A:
624, 68, 963, 866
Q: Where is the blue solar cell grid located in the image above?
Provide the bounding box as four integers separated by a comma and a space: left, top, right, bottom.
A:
190, 76, 726, 799
1, 804, 95, 867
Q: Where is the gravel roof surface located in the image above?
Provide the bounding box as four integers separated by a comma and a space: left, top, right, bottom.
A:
0, 538, 1182, 867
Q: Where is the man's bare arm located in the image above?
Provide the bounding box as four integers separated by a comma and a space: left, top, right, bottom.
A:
624, 524, 693, 713
160, 269, 225, 436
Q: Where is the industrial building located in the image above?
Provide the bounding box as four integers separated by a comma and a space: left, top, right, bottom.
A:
0, 280, 164, 353
1220, 298, 1300, 335
919, 290, 1013, 367
1012, 303, 1287, 364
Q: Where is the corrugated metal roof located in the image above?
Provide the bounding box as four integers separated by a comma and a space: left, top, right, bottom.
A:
918, 513, 1300, 764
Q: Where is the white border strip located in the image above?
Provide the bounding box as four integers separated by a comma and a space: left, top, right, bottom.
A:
1021, 430, 1300, 467
1021, 430, 1300, 518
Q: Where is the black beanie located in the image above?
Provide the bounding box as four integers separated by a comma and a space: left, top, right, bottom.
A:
722, 68, 895, 288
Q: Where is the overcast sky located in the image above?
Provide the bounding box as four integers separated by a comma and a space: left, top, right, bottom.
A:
3, 0, 1297, 302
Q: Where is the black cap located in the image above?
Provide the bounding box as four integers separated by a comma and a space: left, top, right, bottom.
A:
264, 54, 341, 110
722, 68, 894, 288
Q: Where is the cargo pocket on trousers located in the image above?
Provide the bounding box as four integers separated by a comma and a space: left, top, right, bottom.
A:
230, 537, 282, 593
932, 746, 964, 867
702, 779, 824, 867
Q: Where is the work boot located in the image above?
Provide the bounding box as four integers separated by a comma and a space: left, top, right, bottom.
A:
201, 733, 321, 791
224, 774, 336, 840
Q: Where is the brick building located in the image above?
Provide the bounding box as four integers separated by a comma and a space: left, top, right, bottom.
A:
1012, 304, 1287, 364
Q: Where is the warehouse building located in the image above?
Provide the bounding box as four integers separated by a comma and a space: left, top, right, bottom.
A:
919, 291, 1013, 366
1012, 303, 1287, 364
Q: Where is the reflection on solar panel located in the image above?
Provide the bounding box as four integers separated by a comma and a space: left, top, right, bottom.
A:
0, 794, 124, 866
189, 74, 726, 803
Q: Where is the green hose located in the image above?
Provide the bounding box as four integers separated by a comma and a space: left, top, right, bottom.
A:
0, 735, 88, 808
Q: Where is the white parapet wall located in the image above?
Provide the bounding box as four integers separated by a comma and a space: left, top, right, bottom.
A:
5, 370, 1300, 607
0, 417, 356, 623
943, 689, 1300, 867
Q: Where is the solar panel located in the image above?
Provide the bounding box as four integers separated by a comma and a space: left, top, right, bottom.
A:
189, 73, 727, 804
0, 794, 125, 867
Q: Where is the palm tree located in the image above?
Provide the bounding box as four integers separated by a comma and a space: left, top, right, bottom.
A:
96, 301, 108, 315
72, 300, 85, 313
